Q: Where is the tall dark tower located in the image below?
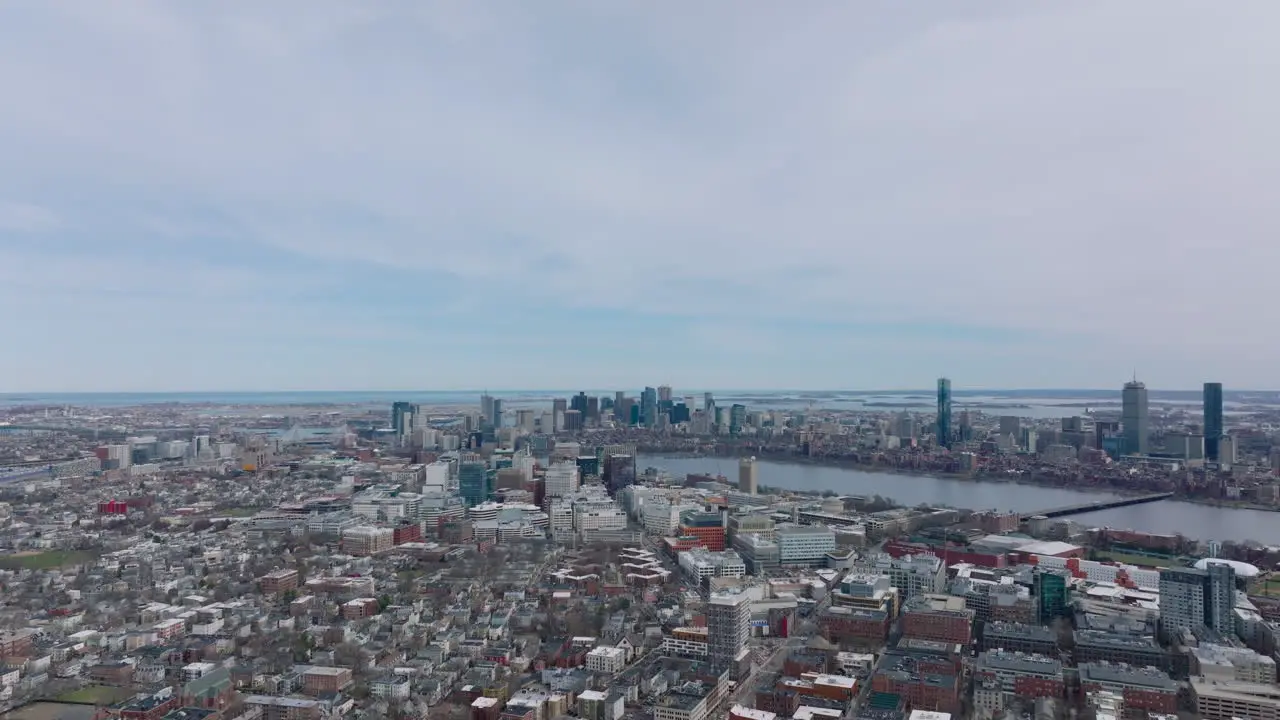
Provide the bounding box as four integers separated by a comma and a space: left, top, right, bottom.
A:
1204, 382, 1224, 462
936, 378, 952, 449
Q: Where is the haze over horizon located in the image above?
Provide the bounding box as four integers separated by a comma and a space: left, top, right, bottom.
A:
2, 2, 1278, 392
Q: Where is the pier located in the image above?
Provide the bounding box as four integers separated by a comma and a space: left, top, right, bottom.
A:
1021, 492, 1173, 521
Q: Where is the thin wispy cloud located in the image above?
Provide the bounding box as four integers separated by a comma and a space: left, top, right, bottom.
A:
0, 1, 1276, 391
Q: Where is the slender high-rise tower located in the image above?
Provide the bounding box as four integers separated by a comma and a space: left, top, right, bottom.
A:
738, 456, 758, 495
936, 378, 952, 449
1122, 379, 1149, 455
1204, 382, 1224, 462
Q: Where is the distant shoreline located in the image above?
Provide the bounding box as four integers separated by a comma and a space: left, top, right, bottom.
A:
637, 449, 1280, 515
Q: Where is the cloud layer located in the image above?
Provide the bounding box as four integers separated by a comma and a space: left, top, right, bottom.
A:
1, 2, 1277, 391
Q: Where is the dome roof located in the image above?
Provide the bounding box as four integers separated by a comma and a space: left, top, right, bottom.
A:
1193, 557, 1259, 578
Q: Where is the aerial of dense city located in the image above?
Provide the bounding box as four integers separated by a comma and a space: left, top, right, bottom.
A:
2, 382, 1280, 720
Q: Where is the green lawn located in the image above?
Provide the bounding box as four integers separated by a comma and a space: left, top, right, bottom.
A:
0, 550, 97, 570
1252, 577, 1280, 598
214, 507, 262, 517
56, 685, 132, 704
1094, 550, 1172, 567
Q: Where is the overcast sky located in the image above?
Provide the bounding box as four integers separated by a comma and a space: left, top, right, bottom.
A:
1, 2, 1277, 392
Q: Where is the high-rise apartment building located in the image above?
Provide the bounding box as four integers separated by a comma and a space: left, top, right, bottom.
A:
1204, 382, 1224, 462
738, 457, 758, 495
706, 589, 751, 671
1158, 565, 1234, 635
936, 378, 952, 449
1122, 380, 1149, 455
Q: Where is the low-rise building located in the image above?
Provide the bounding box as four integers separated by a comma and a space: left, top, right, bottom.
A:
585, 646, 628, 674
1078, 662, 1178, 714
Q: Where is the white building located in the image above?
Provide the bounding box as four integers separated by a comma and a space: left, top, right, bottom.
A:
545, 462, 581, 499
585, 646, 628, 674
777, 525, 836, 567
679, 549, 747, 581
575, 507, 628, 532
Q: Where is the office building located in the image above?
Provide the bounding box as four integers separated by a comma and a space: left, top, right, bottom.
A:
459, 460, 491, 507
642, 386, 658, 427
776, 525, 836, 567
936, 378, 952, 449
707, 589, 751, 671
1122, 379, 1149, 455
391, 401, 415, 437
545, 462, 580, 499
999, 416, 1021, 439
738, 457, 758, 495
1034, 569, 1069, 623
1204, 382, 1224, 462
604, 453, 636, 496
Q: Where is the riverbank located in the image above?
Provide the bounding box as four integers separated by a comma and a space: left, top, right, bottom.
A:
638, 448, 1280, 514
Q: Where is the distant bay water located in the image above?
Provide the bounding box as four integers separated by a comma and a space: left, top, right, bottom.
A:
6, 389, 1268, 417
638, 454, 1280, 545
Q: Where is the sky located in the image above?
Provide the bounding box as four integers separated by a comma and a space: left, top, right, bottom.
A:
1, 2, 1278, 392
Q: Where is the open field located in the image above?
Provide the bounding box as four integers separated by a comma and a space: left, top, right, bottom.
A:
1094, 550, 1175, 568
0, 550, 97, 570
1251, 574, 1280, 598
55, 685, 133, 704
214, 507, 261, 517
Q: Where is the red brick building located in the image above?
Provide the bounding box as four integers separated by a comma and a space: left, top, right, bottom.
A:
393, 522, 423, 545
342, 597, 380, 620
303, 666, 354, 694
260, 568, 300, 594
900, 595, 975, 645
819, 607, 889, 646
869, 650, 961, 713
1078, 663, 1178, 713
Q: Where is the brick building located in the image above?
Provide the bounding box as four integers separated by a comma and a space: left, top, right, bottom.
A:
900, 594, 974, 645
302, 666, 354, 694
820, 607, 889, 647
1078, 662, 1179, 713
868, 650, 961, 713
342, 598, 380, 620
260, 568, 300, 594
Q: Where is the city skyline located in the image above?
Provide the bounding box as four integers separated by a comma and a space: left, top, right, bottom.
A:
3, 3, 1280, 391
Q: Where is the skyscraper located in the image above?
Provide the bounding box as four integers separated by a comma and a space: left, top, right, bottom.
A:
641, 386, 658, 427
458, 460, 490, 507
706, 589, 751, 672
936, 378, 952, 449
738, 456, 758, 495
1122, 379, 1149, 455
391, 401, 415, 437
490, 398, 503, 429
1204, 382, 1224, 462
658, 385, 673, 403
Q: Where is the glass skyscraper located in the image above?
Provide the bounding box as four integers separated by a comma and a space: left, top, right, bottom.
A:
936, 378, 952, 449
1204, 382, 1224, 462
1122, 380, 1149, 455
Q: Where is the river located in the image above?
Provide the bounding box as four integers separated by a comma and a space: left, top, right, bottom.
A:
636, 454, 1280, 545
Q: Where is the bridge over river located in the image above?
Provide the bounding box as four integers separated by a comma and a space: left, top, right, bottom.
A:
1020, 492, 1173, 521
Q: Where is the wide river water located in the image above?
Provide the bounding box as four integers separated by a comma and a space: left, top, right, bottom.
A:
636, 455, 1280, 546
